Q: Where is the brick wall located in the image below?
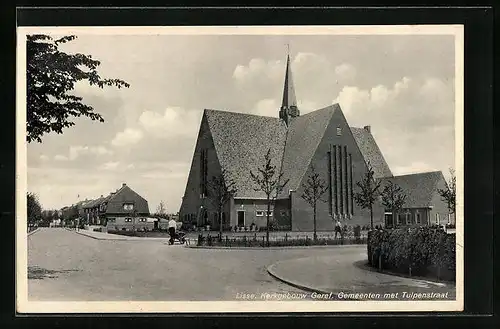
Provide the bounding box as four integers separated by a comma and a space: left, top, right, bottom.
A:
290, 107, 385, 231
429, 173, 454, 226
179, 113, 224, 226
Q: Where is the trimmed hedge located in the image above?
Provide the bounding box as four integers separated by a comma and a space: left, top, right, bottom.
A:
367, 227, 455, 282
196, 233, 367, 247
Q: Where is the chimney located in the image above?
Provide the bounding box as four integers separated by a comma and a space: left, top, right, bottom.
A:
363, 125, 371, 133
100, 195, 103, 198
122, 183, 127, 187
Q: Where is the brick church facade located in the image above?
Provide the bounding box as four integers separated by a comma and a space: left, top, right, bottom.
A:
179, 55, 451, 231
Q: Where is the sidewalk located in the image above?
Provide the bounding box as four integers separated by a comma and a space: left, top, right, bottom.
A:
69, 228, 167, 242
267, 254, 456, 300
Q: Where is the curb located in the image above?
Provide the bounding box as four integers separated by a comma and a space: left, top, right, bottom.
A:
186, 244, 365, 251
352, 260, 454, 286
27, 228, 40, 236
266, 262, 330, 295
69, 228, 182, 243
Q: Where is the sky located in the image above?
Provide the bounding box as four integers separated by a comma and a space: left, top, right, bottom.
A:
26, 32, 457, 213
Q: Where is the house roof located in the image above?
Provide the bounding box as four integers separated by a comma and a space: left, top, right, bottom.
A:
350, 127, 393, 179
204, 105, 394, 200
205, 109, 288, 199
105, 184, 149, 214
378, 171, 445, 208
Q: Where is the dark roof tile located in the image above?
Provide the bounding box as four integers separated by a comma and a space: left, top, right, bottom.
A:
378, 171, 445, 208
350, 127, 393, 179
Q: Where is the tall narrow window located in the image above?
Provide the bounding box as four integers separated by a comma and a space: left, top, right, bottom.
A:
349, 153, 354, 215
344, 145, 349, 216
200, 149, 208, 197
333, 145, 338, 215
327, 148, 333, 215
338, 145, 343, 215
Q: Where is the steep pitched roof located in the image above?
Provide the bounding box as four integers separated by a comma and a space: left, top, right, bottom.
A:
203, 106, 395, 200
378, 171, 445, 208
350, 127, 393, 179
105, 184, 150, 214
205, 109, 288, 199
278, 105, 337, 197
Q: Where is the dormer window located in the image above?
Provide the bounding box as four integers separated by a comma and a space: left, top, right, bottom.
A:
336, 127, 342, 136
123, 203, 134, 211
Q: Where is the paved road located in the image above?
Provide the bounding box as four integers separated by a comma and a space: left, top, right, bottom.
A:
29, 228, 364, 301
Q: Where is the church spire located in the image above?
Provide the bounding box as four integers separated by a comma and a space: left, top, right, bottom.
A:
279, 52, 300, 126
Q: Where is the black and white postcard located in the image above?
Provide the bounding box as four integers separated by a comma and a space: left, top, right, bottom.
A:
16, 25, 464, 313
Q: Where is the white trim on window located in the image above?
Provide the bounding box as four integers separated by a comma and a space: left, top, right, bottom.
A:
256, 211, 264, 217
124, 217, 132, 223
435, 213, 440, 224
405, 212, 411, 225
123, 203, 134, 211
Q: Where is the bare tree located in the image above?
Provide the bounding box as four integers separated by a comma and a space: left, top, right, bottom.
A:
155, 200, 169, 219
300, 165, 328, 241
250, 148, 289, 247
438, 168, 456, 220
206, 168, 238, 238
380, 181, 407, 228
353, 161, 382, 230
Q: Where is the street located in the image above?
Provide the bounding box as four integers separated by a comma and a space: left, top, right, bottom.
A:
28, 228, 330, 300
27, 228, 455, 301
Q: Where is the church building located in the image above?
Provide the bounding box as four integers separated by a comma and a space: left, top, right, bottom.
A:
179, 54, 451, 231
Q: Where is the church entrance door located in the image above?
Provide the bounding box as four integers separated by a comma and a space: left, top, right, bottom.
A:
237, 211, 245, 227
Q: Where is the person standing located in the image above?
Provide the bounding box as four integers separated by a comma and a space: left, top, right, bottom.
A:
334, 219, 341, 239
168, 218, 177, 245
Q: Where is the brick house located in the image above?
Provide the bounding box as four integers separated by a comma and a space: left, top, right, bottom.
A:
179, 54, 453, 232
379, 171, 454, 228
103, 183, 151, 230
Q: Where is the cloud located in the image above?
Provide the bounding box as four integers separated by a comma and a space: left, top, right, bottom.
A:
111, 128, 144, 147
233, 53, 358, 111
392, 161, 439, 176
233, 58, 283, 83
100, 161, 120, 170
40, 155, 49, 161
69, 145, 113, 160
138, 107, 201, 138
332, 76, 455, 176
97, 161, 139, 172
334, 63, 357, 81
54, 155, 69, 161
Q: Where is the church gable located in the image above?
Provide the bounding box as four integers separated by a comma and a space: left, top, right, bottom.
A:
179, 112, 224, 215
279, 105, 336, 198
291, 103, 385, 229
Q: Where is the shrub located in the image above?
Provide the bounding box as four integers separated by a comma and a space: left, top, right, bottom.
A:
367, 227, 455, 281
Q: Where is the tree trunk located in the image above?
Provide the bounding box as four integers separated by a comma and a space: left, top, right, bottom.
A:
219, 205, 223, 239
313, 204, 317, 241
266, 198, 270, 247
370, 205, 373, 230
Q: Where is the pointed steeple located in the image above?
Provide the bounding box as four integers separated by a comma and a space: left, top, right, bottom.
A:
279, 53, 300, 126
